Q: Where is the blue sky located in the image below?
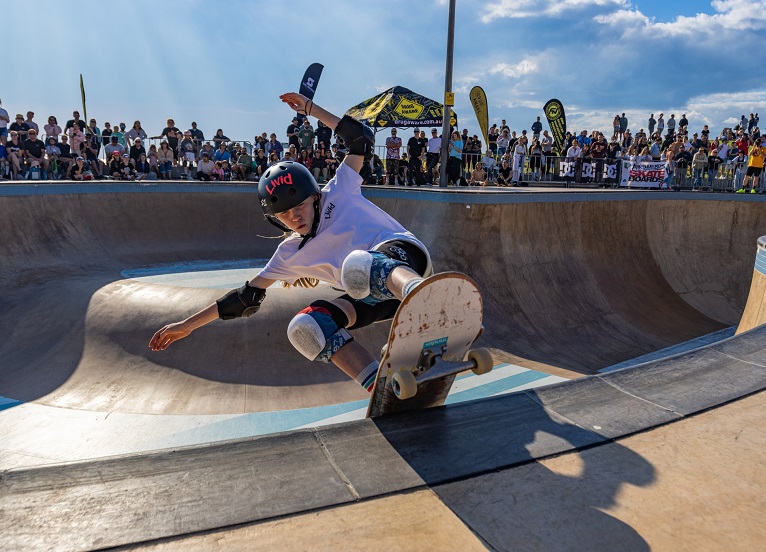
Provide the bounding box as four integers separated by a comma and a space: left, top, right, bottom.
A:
2, 0, 764, 146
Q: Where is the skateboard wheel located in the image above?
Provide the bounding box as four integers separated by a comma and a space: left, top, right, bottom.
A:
468, 348, 493, 375
391, 370, 417, 400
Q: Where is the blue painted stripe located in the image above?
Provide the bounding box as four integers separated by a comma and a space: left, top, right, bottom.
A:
121, 258, 270, 278
0, 396, 23, 411
443, 369, 551, 405
755, 248, 766, 276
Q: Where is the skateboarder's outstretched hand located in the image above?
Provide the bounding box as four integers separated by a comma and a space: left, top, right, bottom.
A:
149, 322, 193, 351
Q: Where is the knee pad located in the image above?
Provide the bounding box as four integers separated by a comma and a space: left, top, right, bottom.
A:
341, 250, 403, 302
287, 305, 353, 362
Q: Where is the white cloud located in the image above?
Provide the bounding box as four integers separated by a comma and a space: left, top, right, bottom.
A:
490, 59, 538, 78
597, 0, 766, 37
481, 0, 626, 22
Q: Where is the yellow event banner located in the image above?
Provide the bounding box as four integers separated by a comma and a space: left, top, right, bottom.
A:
79, 74, 88, 124
543, 98, 567, 155
469, 86, 489, 150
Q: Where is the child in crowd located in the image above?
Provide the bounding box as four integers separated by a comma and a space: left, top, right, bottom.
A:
120, 153, 136, 181
221, 159, 232, 181
470, 162, 487, 186
211, 160, 224, 181
147, 144, 159, 174
45, 137, 61, 179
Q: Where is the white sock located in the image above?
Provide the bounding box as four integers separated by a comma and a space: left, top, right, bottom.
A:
402, 277, 425, 298
354, 360, 379, 392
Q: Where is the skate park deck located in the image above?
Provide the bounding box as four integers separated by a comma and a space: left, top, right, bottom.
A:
1, 182, 765, 549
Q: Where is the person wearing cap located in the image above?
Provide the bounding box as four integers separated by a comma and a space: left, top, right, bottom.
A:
119, 153, 136, 181
69, 156, 87, 181
406, 128, 424, 186
23, 127, 49, 178
129, 138, 147, 164
425, 129, 441, 185
151, 90, 432, 397
124, 121, 148, 146
286, 116, 300, 149
104, 135, 125, 158
109, 150, 124, 178
9, 114, 31, 141
298, 119, 315, 151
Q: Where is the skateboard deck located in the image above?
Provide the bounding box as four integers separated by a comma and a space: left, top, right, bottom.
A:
366, 271, 491, 418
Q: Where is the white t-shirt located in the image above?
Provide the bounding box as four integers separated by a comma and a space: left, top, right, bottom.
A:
427, 136, 442, 153
259, 163, 429, 287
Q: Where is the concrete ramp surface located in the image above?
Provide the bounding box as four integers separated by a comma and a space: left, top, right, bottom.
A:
0, 185, 764, 416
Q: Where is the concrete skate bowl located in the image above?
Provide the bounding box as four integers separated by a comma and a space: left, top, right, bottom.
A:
0, 184, 764, 416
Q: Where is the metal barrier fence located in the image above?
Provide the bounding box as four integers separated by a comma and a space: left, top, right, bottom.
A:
375, 150, 749, 191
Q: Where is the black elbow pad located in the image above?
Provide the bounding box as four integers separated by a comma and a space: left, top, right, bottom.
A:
335, 115, 374, 158
217, 282, 266, 320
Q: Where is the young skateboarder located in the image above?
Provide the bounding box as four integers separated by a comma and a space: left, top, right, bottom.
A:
149, 92, 432, 392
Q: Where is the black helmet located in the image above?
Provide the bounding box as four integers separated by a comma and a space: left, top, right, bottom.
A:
258, 161, 320, 232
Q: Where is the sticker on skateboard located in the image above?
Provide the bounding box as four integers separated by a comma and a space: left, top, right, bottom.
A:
366, 271, 492, 418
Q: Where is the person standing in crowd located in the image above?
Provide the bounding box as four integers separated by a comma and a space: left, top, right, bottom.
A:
124, 120, 148, 146
212, 128, 230, 148
0, 98, 9, 146
385, 128, 401, 185
298, 119, 315, 152
425, 128, 441, 186
44, 115, 61, 142
406, 128, 424, 186
531, 116, 542, 140
619, 113, 628, 140
179, 131, 197, 179
512, 135, 527, 184
706, 148, 722, 190
315, 120, 332, 151
286, 117, 300, 149
496, 129, 510, 158
65, 111, 86, 134
691, 147, 707, 190
666, 114, 676, 135
648, 114, 656, 136
152, 119, 181, 163
488, 124, 498, 154
189, 122, 205, 152
24, 111, 39, 134
101, 122, 112, 146
656, 113, 665, 136
447, 130, 463, 186
738, 139, 766, 194
265, 133, 283, 159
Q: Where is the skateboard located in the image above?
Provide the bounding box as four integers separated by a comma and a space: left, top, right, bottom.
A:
365, 272, 493, 418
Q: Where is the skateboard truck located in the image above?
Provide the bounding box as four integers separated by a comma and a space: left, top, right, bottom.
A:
390, 346, 493, 400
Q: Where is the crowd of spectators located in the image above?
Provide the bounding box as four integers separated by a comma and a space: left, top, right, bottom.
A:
0, 100, 763, 193
378, 112, 765, 192
0, 104, 348, 184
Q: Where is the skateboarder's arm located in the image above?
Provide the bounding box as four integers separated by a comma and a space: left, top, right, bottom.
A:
280, 92, 368, 174
149, 275, 276, 351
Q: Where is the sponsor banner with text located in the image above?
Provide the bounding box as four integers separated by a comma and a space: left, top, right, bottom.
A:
621, 161, 666, 188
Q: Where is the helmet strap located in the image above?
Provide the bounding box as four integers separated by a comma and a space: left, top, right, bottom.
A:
298, 193, 322, 250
